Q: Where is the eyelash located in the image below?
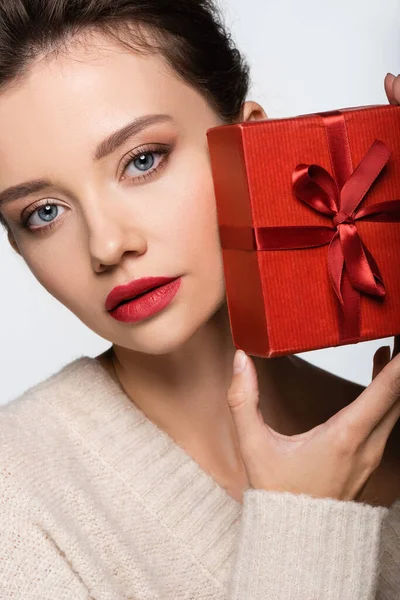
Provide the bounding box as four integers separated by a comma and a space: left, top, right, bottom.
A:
21, 143, 171, 233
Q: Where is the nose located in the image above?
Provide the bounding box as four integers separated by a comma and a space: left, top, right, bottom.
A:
82, 198, 147, 271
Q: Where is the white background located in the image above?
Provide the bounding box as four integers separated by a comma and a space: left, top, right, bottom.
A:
1, 0, 399, 405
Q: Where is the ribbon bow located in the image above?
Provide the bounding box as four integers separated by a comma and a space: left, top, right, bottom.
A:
292, 139, 400, 307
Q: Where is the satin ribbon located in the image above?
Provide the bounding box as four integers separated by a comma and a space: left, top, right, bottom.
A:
219, 111, 400, 343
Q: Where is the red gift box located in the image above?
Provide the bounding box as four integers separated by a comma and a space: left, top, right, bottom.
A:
206, 104, 400, 358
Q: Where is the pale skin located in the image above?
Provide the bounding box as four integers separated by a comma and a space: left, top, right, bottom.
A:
1, 29, 399, 507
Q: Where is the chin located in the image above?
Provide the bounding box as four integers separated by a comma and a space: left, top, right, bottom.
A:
107, 290, 227, 356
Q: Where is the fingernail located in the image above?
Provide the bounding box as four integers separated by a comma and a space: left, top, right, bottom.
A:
386, 72, 395, 78
233, 349, 247, 374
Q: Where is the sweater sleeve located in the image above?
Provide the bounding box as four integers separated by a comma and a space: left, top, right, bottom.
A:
0, 471, 91, 600
227, 488, 389, 600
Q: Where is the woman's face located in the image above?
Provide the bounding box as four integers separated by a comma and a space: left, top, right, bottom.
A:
0, 31, 258, 355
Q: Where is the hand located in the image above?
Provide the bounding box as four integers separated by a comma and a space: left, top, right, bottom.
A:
384, 72, 400, 105
227, 336, 400, 504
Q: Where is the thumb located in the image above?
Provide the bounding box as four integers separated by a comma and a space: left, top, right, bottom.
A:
384, 73, 398, 105
227, 350, 266, 450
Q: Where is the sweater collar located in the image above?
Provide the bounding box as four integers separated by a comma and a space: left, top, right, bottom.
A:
48, 355, 243, 587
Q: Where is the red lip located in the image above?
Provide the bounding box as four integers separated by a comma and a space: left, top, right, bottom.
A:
105, 276, 180, 312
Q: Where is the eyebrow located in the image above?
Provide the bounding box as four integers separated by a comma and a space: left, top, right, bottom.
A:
0, 113, 174, 211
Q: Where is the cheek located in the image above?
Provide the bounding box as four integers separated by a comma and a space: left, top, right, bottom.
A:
20, 248, 58, 292
21, 245, 87, 312
170, 169, 220, 255
181, 183, 225, 290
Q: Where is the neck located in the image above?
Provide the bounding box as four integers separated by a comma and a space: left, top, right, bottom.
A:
102, 303, 299, 477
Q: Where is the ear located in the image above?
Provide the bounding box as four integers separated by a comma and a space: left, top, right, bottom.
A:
239, 100, 268, 123
7, 229, 21, 256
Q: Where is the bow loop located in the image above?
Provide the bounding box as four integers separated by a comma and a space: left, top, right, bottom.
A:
292, 138, 392, 303
292, 163, 339, 217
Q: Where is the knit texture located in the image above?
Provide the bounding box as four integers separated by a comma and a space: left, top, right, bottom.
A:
0, 356, 398, 599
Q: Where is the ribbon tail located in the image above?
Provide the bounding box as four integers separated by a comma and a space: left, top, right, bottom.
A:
328, 232, 345, 306
339, 224, 386, 297
337, 270, 362, 344
363, 243, 386, 295
328, 231, 362, 343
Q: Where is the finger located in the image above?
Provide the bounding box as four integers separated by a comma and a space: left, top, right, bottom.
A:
332, 352, 400, 440
384, 73, 399, 105
227, 350, 266, 450
393, 75, 400, 105
392, 335, 400, 359
372, 345, 391, 380
368, 391, 400, 449
368, 339, 400, 444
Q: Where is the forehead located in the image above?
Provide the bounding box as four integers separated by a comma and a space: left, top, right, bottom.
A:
0, 32, 203, 176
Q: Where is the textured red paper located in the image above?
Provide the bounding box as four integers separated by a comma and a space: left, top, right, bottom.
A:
206, 104, 400, 358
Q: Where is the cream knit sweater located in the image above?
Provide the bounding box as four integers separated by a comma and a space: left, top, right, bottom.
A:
0, 356, 399, 599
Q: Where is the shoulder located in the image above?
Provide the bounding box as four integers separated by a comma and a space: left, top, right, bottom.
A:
0, 355, 95, 439
289, 354, 365, 411
292, 355, 400, 457
0, 356, 100, 500
276, 354, 366, 432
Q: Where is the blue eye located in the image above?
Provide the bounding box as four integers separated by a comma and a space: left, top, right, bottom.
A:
35, 204, 61, 222
21, 143, 172, 233
121, 145, 170, 180
130, 152, 155, 171
22, 201, 65, 230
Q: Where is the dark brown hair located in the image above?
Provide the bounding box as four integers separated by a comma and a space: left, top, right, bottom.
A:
0, 0, 251, 233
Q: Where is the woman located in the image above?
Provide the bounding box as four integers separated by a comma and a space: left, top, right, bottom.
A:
0, 1, 399, 597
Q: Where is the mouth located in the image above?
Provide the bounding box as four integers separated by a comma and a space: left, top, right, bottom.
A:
106, 275, 181, 313
107, 276, 182, 323
115, 285, 162, 307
